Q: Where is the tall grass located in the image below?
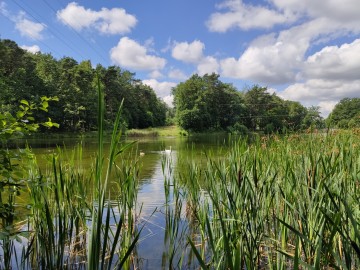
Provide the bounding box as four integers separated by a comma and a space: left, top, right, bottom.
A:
0, 77, 141, 269
180, 132, 360, 269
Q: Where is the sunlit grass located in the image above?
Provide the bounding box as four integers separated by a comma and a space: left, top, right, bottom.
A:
126, 125, 181, 137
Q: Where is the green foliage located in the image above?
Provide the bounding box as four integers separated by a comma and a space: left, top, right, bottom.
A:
173, 73, 244, 132
302, 105, 325, 129
0, 97, 58, 204
0, 39, 168, 132
0, 97, 58, 268
328, 98, 360, 128
229, 122, 249, 135
174, 77, 311, 133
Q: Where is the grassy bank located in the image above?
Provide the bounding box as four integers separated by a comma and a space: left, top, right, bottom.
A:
125, 125, 182, 137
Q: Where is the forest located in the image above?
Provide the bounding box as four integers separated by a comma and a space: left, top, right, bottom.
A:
1, 38, 359, 134
0, 39, 167, 132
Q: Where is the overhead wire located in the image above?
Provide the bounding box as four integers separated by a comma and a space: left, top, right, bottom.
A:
11, 0, 109, 64
11, 0, 87, 60
0, 3, 63, 58
41, 0, 109, 64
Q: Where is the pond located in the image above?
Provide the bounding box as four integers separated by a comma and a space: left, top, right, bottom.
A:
11, 133, 236, 269
2, 131, 360, 269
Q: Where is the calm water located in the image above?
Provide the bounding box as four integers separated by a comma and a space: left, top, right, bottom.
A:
14, 134, 236, 269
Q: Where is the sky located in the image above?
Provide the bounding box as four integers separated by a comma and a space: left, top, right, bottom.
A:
1, 0, 360, 117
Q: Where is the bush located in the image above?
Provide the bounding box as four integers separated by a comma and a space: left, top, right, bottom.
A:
264, 123, 275, 134
230, 122, 249, 135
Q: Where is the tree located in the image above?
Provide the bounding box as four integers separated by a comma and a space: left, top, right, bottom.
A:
302, 106, 325, 129
327, 98, 360, 128
284, 100, 307, 131
243, 85, 273, 130
243, 86, 293, 132
173, 73, 244, 132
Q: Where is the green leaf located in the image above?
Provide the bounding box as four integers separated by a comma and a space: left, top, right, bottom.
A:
20, 100, 29, 106
16, 111, 25, 118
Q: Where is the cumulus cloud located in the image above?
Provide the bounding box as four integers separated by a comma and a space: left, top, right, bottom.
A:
220, 36, 301, 84
21, 44, 40, 53
277, 38, 360, 116
208, 0, 360, 33
110, 37, 166, 71
168, 69, 187, 80
142, 79, 177, 98
280, 79, 360, 106
171, 40, 219, 77
148, 70, 164, 79
318, 101, 338, 117
172, 40, 205, 64
15, 13, 46, 40
210, 0, 360, 116
304, 39, 360, 81
163, 95, 174, 107
220, 16, 360, 84
207, 0, 296, 32
0, 4, 45, 40
57, 2, 137, 34
197, 56, 219, 76
270, 0, 360, 22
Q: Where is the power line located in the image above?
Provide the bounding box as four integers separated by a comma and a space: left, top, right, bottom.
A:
41, 0, 109, 64
11, 0, 87, 60
11, 0, 109, 64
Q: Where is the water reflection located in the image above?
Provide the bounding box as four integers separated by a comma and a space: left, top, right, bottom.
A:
8, 134, 237, 269
136, 152, 174, 268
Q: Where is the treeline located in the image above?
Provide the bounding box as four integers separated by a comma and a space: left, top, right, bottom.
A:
1, 39, 358, 134
172, 73, 326, 133
0, 39, 167, 132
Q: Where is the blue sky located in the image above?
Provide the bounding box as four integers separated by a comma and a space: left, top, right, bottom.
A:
1, 0, 360, 116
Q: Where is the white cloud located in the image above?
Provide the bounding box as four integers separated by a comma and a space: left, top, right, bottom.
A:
163, 95, 174, 107
21, 44, 40, 53
172, 40, 205, 63
207, 0, 296, 32
318, 101, 338, 117
57, 2, 137, 34
305, 39, 360, 81
142, 79, 177, 98
270, 0, 360, 22
197, 56, 219, 76
168, 69, 187, 80
148, 70, 164, 79
220, 37, 301, 84
0, 2, 9, 16
220, 16, 360, 84
110, 37, 166, 71
171, 40, 220, 77
15, 13, 46, 40
277, 39, 360, 116
280, 79, 360, 103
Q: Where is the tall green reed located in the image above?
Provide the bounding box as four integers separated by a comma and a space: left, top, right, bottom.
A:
87, 76, 140, 270
180, 132, 360, 269
16, 76, 141, 269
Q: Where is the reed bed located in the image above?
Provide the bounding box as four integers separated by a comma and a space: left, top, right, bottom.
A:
1, 82, 359, 270
176, 131, 360, 269
0, 79, 141, 269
